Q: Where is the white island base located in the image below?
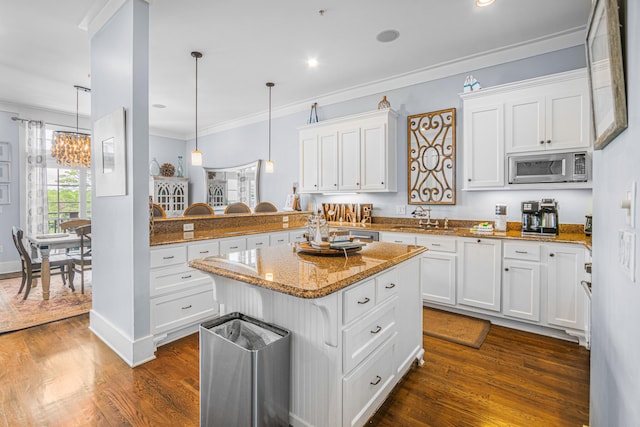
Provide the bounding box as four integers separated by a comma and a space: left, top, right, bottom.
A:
209, 257, 423, 427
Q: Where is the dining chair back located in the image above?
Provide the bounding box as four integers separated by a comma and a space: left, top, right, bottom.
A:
11, 226, 74, 299
183, 202, 215, 216
70, 224, 92, 294
223, 202, 251, 214
253, 201, 278, 213
151, 203, 167, 218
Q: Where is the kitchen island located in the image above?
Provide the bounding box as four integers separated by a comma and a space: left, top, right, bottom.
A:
191, 241, 426, 427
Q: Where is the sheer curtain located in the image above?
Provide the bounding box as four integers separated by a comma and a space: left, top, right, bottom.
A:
25, 120, 48, 236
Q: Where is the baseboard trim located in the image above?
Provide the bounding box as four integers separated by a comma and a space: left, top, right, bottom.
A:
0, 260, 21, 275
89, 309, 156, 367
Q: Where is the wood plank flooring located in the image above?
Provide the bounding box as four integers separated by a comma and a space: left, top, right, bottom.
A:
0, 313, 589, 427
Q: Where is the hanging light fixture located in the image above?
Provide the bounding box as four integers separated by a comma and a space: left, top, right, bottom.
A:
51, 85, 91, 168
265, 82, 275, 173
191, 51, 203, 166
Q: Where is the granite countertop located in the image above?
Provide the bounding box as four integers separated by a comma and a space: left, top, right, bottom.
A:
190, 241, 426, 299
150, 223, 303, 246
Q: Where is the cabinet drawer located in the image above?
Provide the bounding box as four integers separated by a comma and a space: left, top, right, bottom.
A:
416, 235, 456, 253
269, 232, 290, 246
187, 241, 219, 261
504, 242, 540, 261
150, 265, 212, 297
380, 232, 416, 245
289, 229, 307, 243
343, 298, 397, 373
150, 245, 187, 269
375, 268, 399, 303
343, 279, 376, 324
219, 238, 247, 254
151, 286, 216, 334
343, 335, 396, 427
247, 235, 269, 249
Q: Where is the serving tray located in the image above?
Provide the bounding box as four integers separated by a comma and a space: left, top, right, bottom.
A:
296, 242, 363, 256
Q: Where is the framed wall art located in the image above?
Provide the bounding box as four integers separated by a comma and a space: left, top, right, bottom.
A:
94, 107, 127, 197
0, 162, 10, 183
586, 0, 627, 150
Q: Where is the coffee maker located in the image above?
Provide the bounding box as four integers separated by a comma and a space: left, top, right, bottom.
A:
521, 198, 559, 236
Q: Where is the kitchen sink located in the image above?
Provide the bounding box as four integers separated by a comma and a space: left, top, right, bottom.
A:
390, 225, 457, 233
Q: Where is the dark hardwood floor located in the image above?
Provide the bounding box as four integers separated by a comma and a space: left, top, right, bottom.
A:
0, 313, 590, 427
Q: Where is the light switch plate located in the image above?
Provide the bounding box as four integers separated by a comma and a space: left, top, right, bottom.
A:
619, 230, 636, 282
183, 223, 194, 232
396, 205, 406, 215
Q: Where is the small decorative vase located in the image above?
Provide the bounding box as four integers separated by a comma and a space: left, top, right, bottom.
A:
176, 156, 184, 177
377, 96, 391, 110
149, 157, 160, 176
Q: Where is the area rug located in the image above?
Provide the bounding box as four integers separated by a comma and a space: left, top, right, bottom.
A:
423, 307, 490, 349
0, 273, 91, 334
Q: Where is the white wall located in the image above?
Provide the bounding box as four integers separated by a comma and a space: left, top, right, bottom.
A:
0, 112, 20, 272
187, 45, 591, 224
590, 1, 640, 425
149, 134, 186, 174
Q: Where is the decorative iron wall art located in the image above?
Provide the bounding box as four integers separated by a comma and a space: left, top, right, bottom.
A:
407, 108, 456, 205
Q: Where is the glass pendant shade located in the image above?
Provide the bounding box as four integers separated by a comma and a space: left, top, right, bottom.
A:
191, 149, 202, 166
265, 159, 274, 173
51, 131, 91, 168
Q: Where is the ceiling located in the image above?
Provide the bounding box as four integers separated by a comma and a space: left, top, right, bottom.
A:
0, 0, 592, 139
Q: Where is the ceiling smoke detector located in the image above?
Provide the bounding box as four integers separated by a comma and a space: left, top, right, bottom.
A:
376, 29, 400, 43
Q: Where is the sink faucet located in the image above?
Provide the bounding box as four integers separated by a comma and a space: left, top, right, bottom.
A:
412, 207, 439, 228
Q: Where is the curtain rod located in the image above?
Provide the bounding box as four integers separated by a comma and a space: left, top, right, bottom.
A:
11, 116, 89, 131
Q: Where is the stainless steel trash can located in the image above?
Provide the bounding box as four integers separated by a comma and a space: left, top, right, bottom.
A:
200, 312, 290, 427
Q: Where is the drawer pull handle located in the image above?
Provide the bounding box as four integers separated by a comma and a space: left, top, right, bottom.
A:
515, 250, 528, 254
181, 305, 192, 310
199, 250, 209, 254
432, 243, 441, 247
357, 297, 370, 305
162, 255, 175, 260
385, 283, 396, 289
370, 325, 382, 334
255, 242, 264, 246
394, 240, 403, 243
181, 275, 192, 279
549, 253, 555, 257
230, 246, 238, 249
370, 376, 382, 386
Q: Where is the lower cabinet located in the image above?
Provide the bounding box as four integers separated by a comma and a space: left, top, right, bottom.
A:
417, 235, 457, 306
502, 241, 541, 322
457, 237, 502, 312
546, 243, 586, 330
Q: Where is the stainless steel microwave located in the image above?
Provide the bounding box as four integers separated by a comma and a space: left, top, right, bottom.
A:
508, 151, 590, 184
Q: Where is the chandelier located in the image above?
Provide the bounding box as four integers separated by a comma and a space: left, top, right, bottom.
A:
51, 85, 91, 168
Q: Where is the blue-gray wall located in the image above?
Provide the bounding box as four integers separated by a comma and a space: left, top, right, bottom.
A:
0, 112, 20, 272
186, 45, 592, 224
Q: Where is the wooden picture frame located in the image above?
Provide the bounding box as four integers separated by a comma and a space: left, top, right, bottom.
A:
94, 107, 127, 197
586, 0, 627, 150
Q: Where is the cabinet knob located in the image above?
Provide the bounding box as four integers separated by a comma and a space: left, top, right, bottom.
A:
540, 140, 545, 145
549, 253, 555, 257
356, 182, 360, 186
381, 181, 384, 185
334, 183, 337, 187
468, 178, 471, 182
477, 239, 481, 243
546, 140, 551, 144
504, 268, 509, 271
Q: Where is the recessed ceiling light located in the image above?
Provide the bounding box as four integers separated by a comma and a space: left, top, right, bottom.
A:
376, 29, 400, 43
152, 104, 166, 109
306, 58, 319, 68
475, 0, 495, 7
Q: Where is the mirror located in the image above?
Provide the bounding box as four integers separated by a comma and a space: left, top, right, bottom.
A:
203, 160, 260, 213
407, 108, 456, 205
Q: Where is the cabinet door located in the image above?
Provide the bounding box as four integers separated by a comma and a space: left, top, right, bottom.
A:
318, 131, 338, 191
338, 128, 361, 191
458, 238, 502, 311
505, 96, 546, 153
360, 122, 387, 191
546, 244, 585, 329
379, 232, 416, 245
299, 134, 319, 193
246, 234, 269, 249
545, 80, 590, 151
463, 103, 504, 188
420, 252, 456, 305
502, 259, 540, 321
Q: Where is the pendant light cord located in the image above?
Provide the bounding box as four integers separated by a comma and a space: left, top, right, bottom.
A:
76, 87, 79, 132
268, 84, 272, 159
195, 54, 198, 152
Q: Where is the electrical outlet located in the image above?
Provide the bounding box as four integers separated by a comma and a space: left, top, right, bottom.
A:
183, 223, 194, 232
282, 216, 289, 223
619, 230, 636, 282
396, 205, 406, 215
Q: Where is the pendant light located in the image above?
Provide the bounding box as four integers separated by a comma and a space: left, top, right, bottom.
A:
191, 51, 203, 166
265, 82, 275, 173
51, 85, 91, 168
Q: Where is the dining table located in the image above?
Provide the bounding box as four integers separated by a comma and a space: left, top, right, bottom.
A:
26, 233, 82, 300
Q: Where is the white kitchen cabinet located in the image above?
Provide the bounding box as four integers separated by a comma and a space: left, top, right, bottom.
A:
545, 242, 586, 330
458, 237, 502, 312
246, 234, 270, 249
462, 101, 505, 189
502, 241, 541, 322
269, 231, 290, 246
218, 237, 247, 254
417, 235, 457, 306
150, 176, 189, 217
505, 77, 590, 153
379, 231, 416, 245
300, 109, 397, 193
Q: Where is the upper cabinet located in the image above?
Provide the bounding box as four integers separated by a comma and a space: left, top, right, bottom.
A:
461, 69, 591, 190
299, 109, 397, 193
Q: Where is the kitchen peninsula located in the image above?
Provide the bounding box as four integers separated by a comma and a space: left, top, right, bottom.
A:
191, 242, 426, 427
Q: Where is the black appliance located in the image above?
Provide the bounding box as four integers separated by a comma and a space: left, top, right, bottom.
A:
521, 199, 558, 236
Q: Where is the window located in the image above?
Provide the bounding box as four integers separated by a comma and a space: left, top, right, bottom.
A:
45, 126, 92, 233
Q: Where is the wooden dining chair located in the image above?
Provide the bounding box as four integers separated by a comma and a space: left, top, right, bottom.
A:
183, 202, 215, 216
254, 201, 278, 213
70, 224, 92, 294
223, 202, 251, 214
151, 203, 167, 218
60, 219, 91, 255
11, 226, 74, 299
